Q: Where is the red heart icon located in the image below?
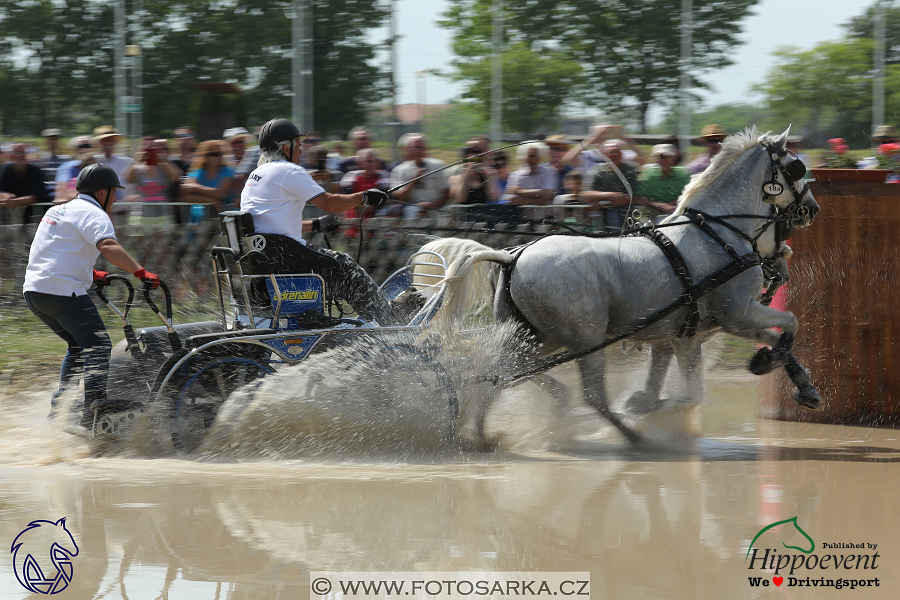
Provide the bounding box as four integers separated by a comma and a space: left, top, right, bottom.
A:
773, 577, 783, 586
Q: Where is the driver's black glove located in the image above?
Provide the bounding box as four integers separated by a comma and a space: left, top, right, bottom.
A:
363, 188, 388, 209
312, 214, 340, 234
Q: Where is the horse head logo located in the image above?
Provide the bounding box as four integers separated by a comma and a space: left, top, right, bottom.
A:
10, 518, 79, 594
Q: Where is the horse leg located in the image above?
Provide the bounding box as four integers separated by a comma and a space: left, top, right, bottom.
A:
720, 302, 798, 375
784, 354, 822, 409
673, 337, 705, 408
577, 353, 641, 444
624, 343, 674, 414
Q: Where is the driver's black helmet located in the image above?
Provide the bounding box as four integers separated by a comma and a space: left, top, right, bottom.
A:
258, 118, 302, 151
75, 163, 125, 194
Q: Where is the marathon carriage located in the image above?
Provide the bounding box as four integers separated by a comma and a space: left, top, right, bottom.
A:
96, 211, 457, 452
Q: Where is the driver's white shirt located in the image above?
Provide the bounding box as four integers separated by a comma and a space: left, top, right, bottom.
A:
240, 160, 325, 245
23, 193, 117, 296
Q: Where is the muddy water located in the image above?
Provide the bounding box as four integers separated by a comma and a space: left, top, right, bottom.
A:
1, 353, 899, 599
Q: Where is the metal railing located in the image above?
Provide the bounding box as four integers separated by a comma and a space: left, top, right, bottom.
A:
1, 201, 605, 306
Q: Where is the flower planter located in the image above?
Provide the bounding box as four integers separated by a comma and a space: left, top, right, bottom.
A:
809, 168, 889, 183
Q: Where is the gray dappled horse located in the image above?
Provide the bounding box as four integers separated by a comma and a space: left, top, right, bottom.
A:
424, 128, 820, 444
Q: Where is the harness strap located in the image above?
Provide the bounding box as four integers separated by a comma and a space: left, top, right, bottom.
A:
642, 228, 700, 338
499, 252, 763, 387
683, 208, 755, 258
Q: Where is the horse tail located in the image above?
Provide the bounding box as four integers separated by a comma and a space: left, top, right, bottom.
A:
429, 247, 514, 334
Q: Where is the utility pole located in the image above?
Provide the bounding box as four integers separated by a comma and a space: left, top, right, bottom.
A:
115, 0, 126, 138
126, 0, 143, 154
416, 70, 427, 134
490, 0, 503, 147
679, 0, 693, 162
292, 0, 313, 131
389, 0, 399, 163
873, 3, 886, 138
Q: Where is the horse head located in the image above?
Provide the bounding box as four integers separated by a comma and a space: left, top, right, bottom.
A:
675, 127, 819, 233
11, 518, 79, 593
759, 127, 819, 230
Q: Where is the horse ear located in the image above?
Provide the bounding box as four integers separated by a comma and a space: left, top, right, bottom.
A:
772, 126, 792, 150
55, 517, 67, 527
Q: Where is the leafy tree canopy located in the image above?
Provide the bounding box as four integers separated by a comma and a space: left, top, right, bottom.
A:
440, 0, 759, 133
0, 0, 390, 138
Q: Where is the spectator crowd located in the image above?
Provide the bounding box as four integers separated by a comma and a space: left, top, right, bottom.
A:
5, 120, 891, 231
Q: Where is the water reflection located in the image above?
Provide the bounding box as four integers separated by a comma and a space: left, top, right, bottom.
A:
1, 419, 899, 600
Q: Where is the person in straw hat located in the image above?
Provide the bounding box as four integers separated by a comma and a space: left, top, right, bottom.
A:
91, 125, 134, 200
688, 124, 728, 175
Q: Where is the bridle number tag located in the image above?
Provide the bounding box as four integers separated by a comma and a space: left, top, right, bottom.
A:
763, 181, 784, 195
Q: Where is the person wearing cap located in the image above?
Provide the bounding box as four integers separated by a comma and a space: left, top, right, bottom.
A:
544, 135, 574, 195
39, 128, 70, 200
0, 142, 49, 224
223, 127, 251, 165
23, 163, 160, 432
91, 125, 135, 201
241, 117, 403, 325
579, 139, 646, 231
872, 125, 899, 145
687, 124, 727, 175
638, 144, 690, 216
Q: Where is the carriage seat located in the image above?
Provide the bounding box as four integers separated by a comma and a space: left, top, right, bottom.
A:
218, 211, 330, 327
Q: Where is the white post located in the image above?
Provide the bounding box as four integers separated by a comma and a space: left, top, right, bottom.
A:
679, 0, 692, 162
873, 4, 886, 140
490, 0, 503, 148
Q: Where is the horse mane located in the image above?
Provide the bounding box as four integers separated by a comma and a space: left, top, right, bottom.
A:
675, 126, 763, 212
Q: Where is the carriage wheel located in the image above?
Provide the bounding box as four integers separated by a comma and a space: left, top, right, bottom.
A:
347, 345, 458, 446
162, 355, 275, 453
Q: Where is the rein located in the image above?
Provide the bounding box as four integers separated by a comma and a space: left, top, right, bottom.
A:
484, 139, 813, 387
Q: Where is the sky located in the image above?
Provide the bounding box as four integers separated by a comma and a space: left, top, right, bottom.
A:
383, 0, 870, 124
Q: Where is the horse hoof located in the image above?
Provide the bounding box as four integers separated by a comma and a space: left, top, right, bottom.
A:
793, 385, 822, 410
624, 390, 663, 415
749, 347, 773, 375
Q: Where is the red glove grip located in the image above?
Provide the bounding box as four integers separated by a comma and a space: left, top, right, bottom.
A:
92, 269, 110, 284
134, 268, 160, 289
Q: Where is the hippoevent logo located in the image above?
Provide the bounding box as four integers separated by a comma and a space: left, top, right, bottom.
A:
745, 517, 880, 590
10, 518, 79, 594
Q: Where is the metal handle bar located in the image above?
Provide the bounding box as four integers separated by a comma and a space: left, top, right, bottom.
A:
141, 279, 182, 351
94, 274, 135, 321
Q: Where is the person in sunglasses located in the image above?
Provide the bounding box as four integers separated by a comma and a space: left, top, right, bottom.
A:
179, 140, 234, 214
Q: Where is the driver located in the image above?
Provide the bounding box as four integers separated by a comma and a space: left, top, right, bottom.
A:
23, 163, 160, 433
240, 117, 402, 325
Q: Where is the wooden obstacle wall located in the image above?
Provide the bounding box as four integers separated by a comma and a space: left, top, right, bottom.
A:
762, 182, 900, 427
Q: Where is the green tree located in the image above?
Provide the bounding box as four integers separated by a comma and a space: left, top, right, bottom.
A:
440, 0, 759, 133
137, 0, 391, 137
751, 38, 900, 146
649, 103, 783, 137
844, 0, 900, 64
448, 42, 583, 134
0, 0, 115, 135
0, 0, 389, 137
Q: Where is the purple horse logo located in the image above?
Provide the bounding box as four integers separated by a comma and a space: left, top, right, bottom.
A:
10, 518, 79, 594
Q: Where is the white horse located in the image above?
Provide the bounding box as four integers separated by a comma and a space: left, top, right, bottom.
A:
423, 127, 820, 444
